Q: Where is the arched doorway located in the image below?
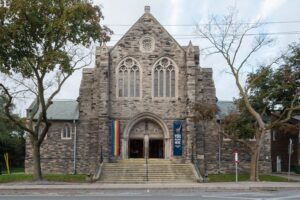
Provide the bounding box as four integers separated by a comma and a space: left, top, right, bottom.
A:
129, 120, 164, 158
121, 112, 171, 159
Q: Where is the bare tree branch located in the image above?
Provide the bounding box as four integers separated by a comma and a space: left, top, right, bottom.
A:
218, 129, 253, 151
0, 83, 35, 135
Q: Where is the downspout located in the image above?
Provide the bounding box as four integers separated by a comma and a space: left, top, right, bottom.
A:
218, 120, 221, 173
73, 119, 77, 174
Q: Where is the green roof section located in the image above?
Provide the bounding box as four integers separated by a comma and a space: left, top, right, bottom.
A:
27, 99, 233, 121
216, 101, 235, 120
27, 99, 79, 121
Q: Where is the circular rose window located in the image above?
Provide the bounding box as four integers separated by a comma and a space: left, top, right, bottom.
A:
140, 36, 155, 53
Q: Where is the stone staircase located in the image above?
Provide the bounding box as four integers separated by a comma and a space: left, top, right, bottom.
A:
99, 159, 197, 183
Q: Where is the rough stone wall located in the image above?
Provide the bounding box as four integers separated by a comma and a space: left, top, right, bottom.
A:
108, 12, 187, 121
75, 10, 217, 169
218, 132, 272, 174
107, 11, 189, 161
184, 43, 197, 162
25, 121, 77, 174
75, 41, 111, 173
76, 68, 98, 174
193, 66, 217, 173
95, 45, 111, 163
194, 123, 272, 174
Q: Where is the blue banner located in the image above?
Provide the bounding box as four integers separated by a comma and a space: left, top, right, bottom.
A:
173, 120, 182, 156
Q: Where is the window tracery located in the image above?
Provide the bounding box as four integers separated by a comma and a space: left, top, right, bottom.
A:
139, 36, 155, 53
117, 57, 141, 98
153, 57, 177, 98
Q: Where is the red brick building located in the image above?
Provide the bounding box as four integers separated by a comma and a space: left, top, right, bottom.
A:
271, 116, 300, 172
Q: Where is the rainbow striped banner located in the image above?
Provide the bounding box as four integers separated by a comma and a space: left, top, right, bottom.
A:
111, 120, 120, 156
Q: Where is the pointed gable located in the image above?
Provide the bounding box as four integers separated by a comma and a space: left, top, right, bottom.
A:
110, 6, 184, 55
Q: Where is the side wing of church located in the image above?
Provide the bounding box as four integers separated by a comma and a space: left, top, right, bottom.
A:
25, 6, 271, 178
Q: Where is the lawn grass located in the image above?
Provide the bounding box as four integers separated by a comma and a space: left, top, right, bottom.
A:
1, 168, 25, 174
208, 173, 291, 182
0, 173, 87, 183
259, 174, 292, 182
0, 174, 32, 183
0, 172, 292, 183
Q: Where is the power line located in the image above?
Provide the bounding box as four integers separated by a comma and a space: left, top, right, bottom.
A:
106, 31, 300, 42
110, 31, 300, 37
106, 20, 300, 27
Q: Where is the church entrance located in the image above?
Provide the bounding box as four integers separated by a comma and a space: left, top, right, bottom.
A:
129, 139, 144, 158
149, 139, 164, 158
128, 119, 165, 159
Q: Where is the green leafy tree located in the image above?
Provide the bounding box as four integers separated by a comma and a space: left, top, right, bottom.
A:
220, 42, 300, 180
0, 0, 112, 180
0, 94, 25, 171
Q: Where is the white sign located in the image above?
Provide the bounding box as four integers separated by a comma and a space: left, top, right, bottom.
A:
235, 152, 239, 162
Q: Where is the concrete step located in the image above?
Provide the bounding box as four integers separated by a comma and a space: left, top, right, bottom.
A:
99, 159, 196, 183
100, 179, 195, 183
100, 174, 194, 177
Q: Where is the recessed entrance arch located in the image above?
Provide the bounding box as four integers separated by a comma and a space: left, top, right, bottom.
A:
121, 112, 171, 159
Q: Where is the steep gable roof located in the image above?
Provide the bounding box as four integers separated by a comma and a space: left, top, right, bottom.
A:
27, 99, 79, 121
110, 6, 184, 52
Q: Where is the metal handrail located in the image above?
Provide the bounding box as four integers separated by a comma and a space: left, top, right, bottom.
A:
191, 143, 203, 182
192, 158, 202, 181
92, 145, 104, 182
145, 155, 149, 182
100, 145, 103, 164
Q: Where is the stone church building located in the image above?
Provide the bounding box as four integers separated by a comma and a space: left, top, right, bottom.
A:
25, 6, 271, 179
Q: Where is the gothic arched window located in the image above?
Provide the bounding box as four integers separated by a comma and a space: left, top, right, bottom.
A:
153, 57, 177, 98
117, 57, 141, 98
61, 123, 72, 140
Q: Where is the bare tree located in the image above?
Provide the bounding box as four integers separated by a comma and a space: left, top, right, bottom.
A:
195, 8, 299, 181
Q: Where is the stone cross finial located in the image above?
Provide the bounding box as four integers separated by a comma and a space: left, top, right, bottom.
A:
145, 6, 150, 13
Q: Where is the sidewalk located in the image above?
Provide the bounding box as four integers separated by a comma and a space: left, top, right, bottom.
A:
272, 173, 300, 182
0, 182, 300, 192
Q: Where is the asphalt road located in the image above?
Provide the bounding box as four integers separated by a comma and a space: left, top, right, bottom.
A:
1, 190, 300, 200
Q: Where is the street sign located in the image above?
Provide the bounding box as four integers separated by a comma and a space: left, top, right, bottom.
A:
288, 139, 293, 155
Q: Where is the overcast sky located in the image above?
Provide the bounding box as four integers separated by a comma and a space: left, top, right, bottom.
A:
17, 0, 300, 115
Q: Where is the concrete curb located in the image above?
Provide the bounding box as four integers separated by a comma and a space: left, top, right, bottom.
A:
0, 182, 300, 193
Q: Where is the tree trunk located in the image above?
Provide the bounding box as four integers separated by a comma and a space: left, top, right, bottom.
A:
250, 150, 259, 181
250, 138, 264, 182
251, 129, 266, 181
32, 142, 43, 181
